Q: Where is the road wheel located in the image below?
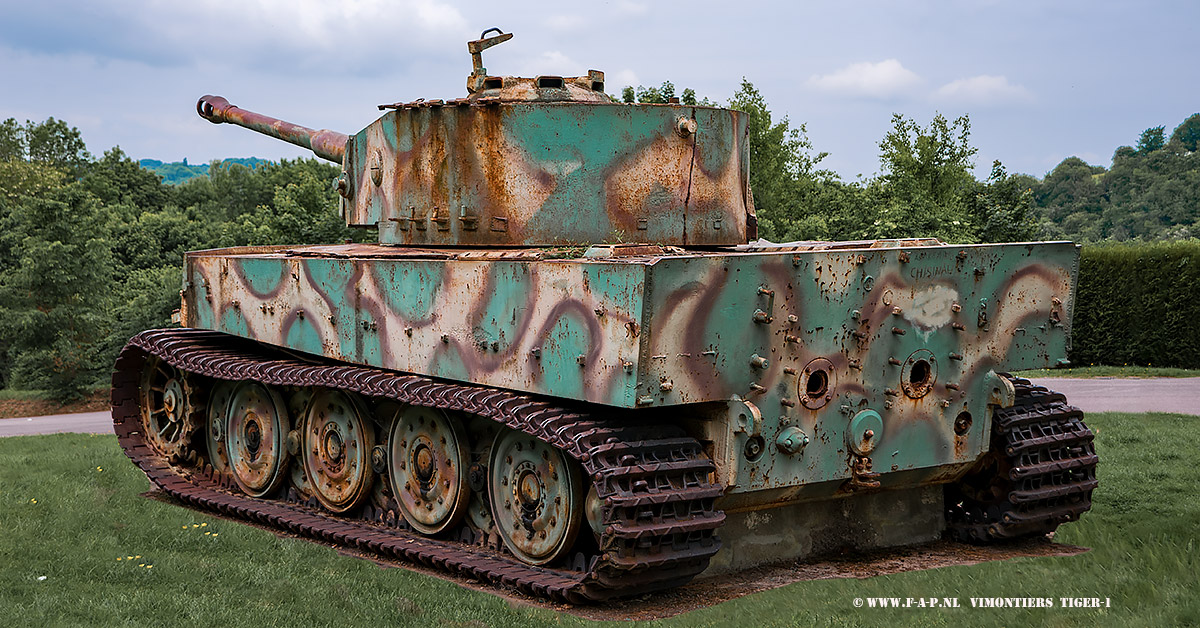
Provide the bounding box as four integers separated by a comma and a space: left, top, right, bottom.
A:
388, 406, 470, 534
302, 390, 374, 513
226, 382, 290, 498
489, 429, 584, 565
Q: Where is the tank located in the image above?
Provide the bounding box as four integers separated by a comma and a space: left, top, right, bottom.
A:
113, 30, 1097, 603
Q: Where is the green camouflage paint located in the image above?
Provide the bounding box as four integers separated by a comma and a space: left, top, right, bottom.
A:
182, 240, 1077, 497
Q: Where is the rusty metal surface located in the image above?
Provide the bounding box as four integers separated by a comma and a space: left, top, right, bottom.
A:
347, 102, 750, 247
179, 241, 1078, 497
112, 328, 725, 603
197, 96, 348, 163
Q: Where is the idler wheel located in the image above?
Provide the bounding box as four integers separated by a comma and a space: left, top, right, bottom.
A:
489, 429, 584, 566
226, 382, 290, 497
138, 357, 198, 461
389, 406, 470, 535
302, 390, 373, 513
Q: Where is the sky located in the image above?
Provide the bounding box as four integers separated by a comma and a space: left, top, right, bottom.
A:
2, 0, 1197, 181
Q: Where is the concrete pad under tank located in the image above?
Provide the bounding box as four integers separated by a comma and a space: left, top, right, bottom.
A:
702, 486, 945, 576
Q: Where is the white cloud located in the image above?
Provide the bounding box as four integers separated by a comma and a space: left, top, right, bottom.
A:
806, 59, 922, 99
0, 0, 471, 73
932, 75, 1034, 106
169, 0, 469, 54
515, 51, 580, 76
609, 69, 639, 90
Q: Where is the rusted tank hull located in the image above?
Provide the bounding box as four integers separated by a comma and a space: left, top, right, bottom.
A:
179, 240, 1078, 502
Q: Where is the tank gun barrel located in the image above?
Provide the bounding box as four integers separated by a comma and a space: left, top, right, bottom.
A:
197, 95, 348, 164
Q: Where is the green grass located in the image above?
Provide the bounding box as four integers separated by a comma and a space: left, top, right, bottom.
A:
0, 389, 57, 401
0, 386, 108, 402
1014, 365, 1200, 378
2, 413, 1198, 627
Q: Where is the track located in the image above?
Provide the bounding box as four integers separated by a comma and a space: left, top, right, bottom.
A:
112, 328, 725, 603
945, 376, 1099, 541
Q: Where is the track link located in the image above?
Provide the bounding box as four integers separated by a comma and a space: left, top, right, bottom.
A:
112, 329, 724, 603
945, 375, 1098, 541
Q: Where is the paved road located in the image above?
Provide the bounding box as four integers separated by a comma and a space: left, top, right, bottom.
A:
0, 377, 1196, 438
1028, 377, 1200, 416
0, 410, 112, 437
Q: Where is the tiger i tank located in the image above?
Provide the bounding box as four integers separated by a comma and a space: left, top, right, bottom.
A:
113, 30, 1097, 602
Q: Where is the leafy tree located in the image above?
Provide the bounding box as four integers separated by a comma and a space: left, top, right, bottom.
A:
619, 81, 712, 106
0, 183, 114, 397
1136, 125, 1166, 154
856, 113, 977, 242
1034, 156, 1107, 230
636, 80, 675, 104
177, 160, 271, 221
728, 79, 832, 241
109, 204, 216, 272
0, 117, 92, 176
0, 118, 23, 161
103, 265, 183, 367
219, 159, 357, 246
83, 148, 171, 210
1029, 112, 1200, 242
879, 113, 977, 205
967, 161, 1039, 243
1170, 113, 1200, 152
0, 160, 68, 207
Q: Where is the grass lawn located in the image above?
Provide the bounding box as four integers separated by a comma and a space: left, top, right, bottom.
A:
1014, 365, 1200, 378
3, 412, 1198, 627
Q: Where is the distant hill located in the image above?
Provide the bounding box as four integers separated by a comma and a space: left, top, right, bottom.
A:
139, 157, 271, 184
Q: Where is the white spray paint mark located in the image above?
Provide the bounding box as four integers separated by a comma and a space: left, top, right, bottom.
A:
906, 285, 958, 336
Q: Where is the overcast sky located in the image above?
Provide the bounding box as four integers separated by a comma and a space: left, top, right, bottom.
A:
2, 0, 1196, 180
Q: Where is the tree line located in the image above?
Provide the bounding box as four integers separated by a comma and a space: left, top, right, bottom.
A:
1, 84, 1196, 398
0, 118, 358, 399
623, 80, 1200, 245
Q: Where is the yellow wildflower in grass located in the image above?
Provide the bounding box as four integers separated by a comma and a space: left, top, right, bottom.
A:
30, 498, 36, 504
135, 555, 141, 559
212, 533, 219, 537
200, 523, 207, 527
146, 565, 153, 569
96, 467, 102, 472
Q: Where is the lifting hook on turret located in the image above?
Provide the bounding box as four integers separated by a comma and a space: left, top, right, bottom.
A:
467, 28, 513, 93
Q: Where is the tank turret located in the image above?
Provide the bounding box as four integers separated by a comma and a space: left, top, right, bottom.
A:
196, 29, 753, 247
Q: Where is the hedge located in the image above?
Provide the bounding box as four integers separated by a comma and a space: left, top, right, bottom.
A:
1069, 239, 1200, 369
